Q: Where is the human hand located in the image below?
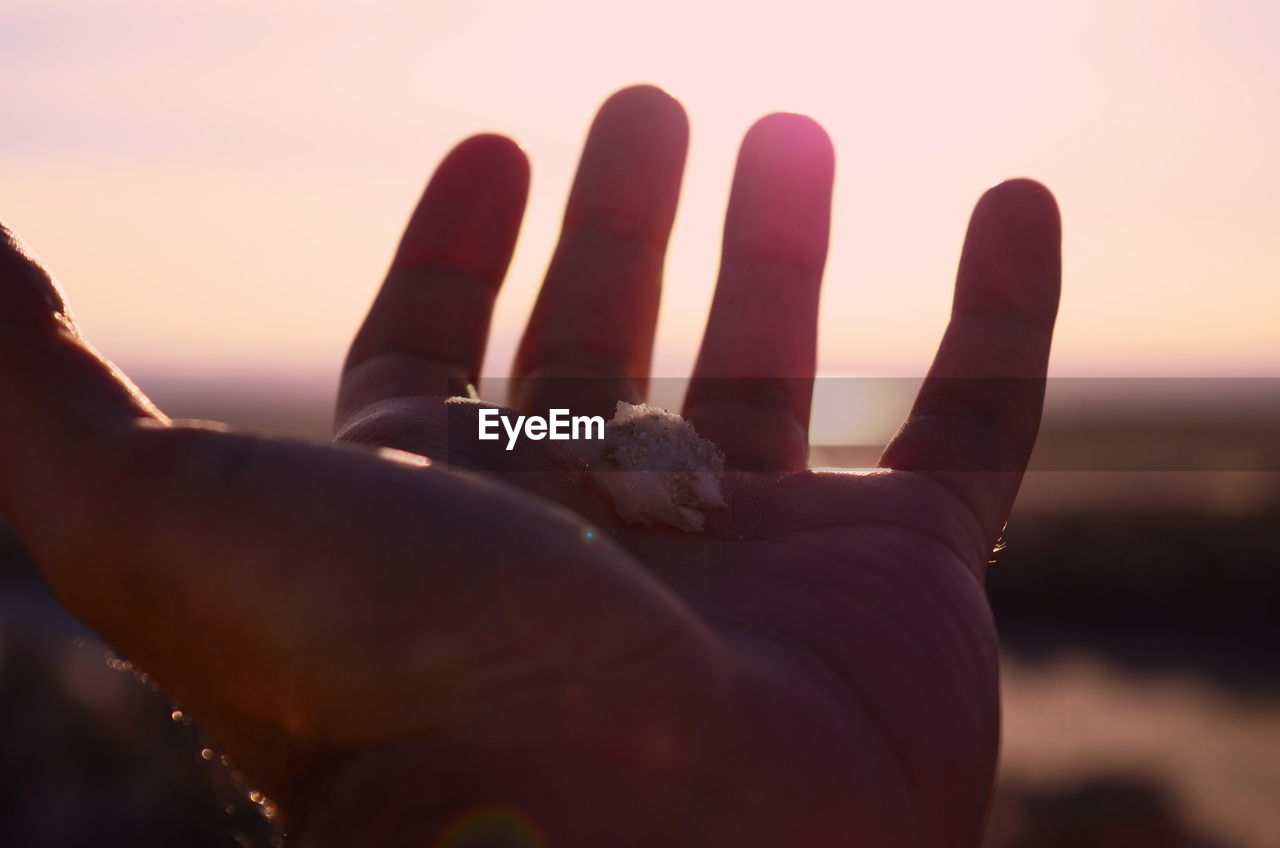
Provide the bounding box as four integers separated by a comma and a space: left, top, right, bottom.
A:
0, 85, 1060, 847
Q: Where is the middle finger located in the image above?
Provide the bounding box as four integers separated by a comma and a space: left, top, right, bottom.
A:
512, 84, 689, 419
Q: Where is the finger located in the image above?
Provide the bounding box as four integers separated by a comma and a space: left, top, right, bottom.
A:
337, 134, 530, 429
682, 113, 834, 472
879, 178, 1061, 547
0, 222, 162, 549
512, 84, 688, 418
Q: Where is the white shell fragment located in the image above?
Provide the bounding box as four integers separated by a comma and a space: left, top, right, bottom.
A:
587, 401, 726, 532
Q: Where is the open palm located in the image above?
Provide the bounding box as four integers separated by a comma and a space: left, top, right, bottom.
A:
0, 86, 1060, 847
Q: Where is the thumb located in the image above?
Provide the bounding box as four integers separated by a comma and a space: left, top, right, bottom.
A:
0, 221, 163, 559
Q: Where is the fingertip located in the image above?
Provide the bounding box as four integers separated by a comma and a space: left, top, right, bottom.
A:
974, 177, 1061, 238
958, 177, 1061, 322
598, 84, 689, 137
393, 134, 531, 274
603, 82, 679, 104
561, 84, 689, 239
723, 112, 834, 273
741, 112, 835, 174
983, 176, 1054, 197
585, 85, 689, 178
452, 132, 529, 163
439, 133, 531, 187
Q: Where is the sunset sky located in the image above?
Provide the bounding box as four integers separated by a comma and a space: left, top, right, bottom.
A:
2, 0, 1277, 391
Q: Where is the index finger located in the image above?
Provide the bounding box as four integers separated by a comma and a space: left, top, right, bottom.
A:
512, 85, 689, 418
879, 179, 1061, 546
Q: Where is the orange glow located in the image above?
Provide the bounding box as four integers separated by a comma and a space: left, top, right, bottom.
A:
1, 0, 1276, 385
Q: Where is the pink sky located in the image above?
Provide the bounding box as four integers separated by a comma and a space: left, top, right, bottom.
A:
2, 0, 1277, 385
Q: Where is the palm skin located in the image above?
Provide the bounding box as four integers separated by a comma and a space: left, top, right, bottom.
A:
0, 85, 1060, 847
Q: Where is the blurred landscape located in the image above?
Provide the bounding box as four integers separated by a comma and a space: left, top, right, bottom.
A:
1, 379, 1277, 847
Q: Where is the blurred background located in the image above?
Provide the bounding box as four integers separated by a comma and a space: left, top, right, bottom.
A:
1, 0, 1277, 845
